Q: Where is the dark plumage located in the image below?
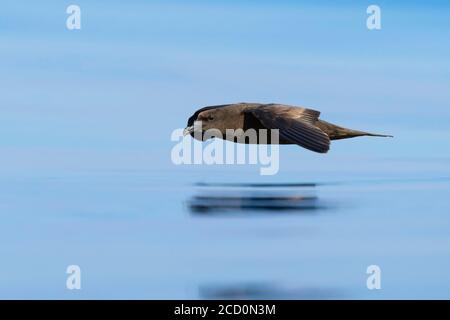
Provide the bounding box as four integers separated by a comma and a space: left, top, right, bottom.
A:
184, 103, 392, 153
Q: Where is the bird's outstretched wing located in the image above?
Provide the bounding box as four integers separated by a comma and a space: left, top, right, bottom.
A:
248, 105, 330, 153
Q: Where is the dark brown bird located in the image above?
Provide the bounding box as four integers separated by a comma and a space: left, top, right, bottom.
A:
184, 103, 392, 153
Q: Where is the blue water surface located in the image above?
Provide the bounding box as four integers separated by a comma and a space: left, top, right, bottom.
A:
0, 0, 449, 299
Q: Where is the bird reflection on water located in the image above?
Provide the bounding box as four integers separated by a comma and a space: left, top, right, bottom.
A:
199, 282, 341, 299
187, 182, 327, 214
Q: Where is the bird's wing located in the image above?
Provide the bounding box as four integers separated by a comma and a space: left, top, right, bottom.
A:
248, 105, 330, 153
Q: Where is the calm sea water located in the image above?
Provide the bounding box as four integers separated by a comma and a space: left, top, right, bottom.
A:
1, 1, 449, 299
2, 160, 450, 299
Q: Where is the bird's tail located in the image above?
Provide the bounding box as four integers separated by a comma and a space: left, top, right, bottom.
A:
316, 120, 393, 140
346, 130, 393, 138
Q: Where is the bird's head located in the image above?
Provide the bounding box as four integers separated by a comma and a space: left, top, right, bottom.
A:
184, 105, 242, 139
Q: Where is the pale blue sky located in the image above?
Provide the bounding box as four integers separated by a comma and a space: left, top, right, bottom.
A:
1, 1, 449, 176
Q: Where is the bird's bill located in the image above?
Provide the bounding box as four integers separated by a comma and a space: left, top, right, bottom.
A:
183, 126, 194, 136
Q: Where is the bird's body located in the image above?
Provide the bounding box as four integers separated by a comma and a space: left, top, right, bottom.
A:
184, 103, 392, 154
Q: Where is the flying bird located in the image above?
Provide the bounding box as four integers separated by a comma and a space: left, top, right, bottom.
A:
184, 103, 392, 153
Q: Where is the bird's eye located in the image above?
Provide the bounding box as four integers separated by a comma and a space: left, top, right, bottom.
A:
208, 115, 214, 121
